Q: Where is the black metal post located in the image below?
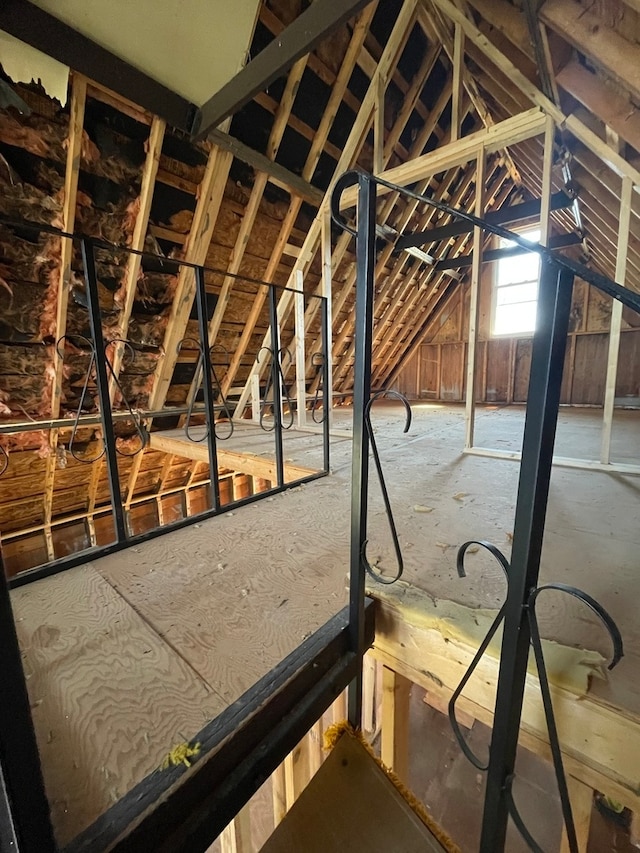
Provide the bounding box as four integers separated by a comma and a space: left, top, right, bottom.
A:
347, 173, 377, 728
268, 285, 285, 488
194, 266, 220, 511
320, 296, 330, 473
0, 554, 57, 852
81, 240, 127, 543
479, 262, 574, 851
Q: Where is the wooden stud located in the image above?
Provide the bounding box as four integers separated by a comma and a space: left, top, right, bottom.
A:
220, 803, 253, 853
434, 0, 640, 187
452, 23, 464, 142
380, 666, 411, 783
294, 273, 307, 429
374, 72, 386, 175
601, 176, 633, 464
43, 75, 87, 554
559, 778, 593, 853
320, 208, 334, 432
271, 763, 287, 828
109, 116, 165, 385
233, 0, 419, 415
339, 108, 544, 210
147, 143, 234, 414
284, 735, 311, 810
465, 146, 485, 453
194, 55, 310, 409
372, 586, 640, 815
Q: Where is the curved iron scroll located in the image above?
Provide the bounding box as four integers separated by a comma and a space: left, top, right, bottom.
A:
449, 542, 624, 853
361, 390, 411, 585
56, 335, 149, 462
180, 339, 234, 442
311, 352, 326, 424
257, 346, 294, 432
0, 444, 8, 477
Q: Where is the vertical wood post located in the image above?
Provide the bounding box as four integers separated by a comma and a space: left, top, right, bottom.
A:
464, 146, 485, 449
294, 272, 307, 429
380, 666, 411, 783
601, 176, 633, 463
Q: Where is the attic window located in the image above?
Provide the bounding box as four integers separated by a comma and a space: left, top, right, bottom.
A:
492, 228, 541, 336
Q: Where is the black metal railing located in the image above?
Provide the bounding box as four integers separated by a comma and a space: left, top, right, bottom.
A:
331, 170, 632, 853
0, 218, 330, 587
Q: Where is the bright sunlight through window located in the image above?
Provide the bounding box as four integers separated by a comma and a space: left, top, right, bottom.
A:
493, 228, 541, 336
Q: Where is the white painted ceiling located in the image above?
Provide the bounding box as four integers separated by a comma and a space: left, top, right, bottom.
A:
27, 0, 262, 105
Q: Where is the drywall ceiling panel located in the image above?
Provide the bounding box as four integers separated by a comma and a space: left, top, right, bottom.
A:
29, 0, 261, 105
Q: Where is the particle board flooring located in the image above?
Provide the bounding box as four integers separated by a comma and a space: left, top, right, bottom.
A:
260, 730, 448, 853
8, 403, 640, 846
11, 565, 227, 846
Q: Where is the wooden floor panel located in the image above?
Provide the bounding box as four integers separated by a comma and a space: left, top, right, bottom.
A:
9, 404, 640, 845
11, 565, 226, 846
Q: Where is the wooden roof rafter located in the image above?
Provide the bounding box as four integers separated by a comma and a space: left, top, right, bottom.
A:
233, 0, 431, 416
182, 51, 314, 414
215, 2, 380, 403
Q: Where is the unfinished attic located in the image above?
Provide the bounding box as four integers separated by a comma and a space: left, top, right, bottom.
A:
1, 0, 640, 851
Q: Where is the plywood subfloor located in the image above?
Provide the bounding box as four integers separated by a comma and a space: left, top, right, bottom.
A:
12, 565, 227, 846
150, 420, 330, 483
10, 403, 640, 845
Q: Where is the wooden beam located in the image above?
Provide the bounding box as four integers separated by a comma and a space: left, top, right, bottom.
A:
127, 143, 233, 503
371, 583, 640, 814
110, 116, 165, 384
147, 145, 233, 414
339, 108, 546, 209
380, 667, 411, 783
148, 431, 317, 483
373, 73, 386, 175
320, 209, 334, 432
194, 0, 372, 136
201, 55, 310, 405
559, 778, 592, 853
435, 234, 581, 269
464, 147, 485, 449
522, 0, 558, 102
601, 177, 633, 464
207, 129, 323, 207
541, 0, 640, 104
42, 75, 86, 559
557, 60, 640, 156
451, 24, 464, 142
230, 0, 396, 415
419, 4, 521, 185
294, 275, 307, 429
433, 0, 640, 187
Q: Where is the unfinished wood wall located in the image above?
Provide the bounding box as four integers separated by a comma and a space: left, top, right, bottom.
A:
391, 259, 640, 406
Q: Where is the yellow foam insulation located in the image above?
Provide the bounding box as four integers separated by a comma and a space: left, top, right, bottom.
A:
368, 580, 606, 696
0, 31, 69, 105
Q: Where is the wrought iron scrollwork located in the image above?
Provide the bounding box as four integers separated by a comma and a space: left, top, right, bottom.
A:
361, 390, 412, 585
311, 352, 326, 424
257, 346, 294, 432
448, 540, 511, 770
448, 542, 624, 853
0, 443, 8, 477
57, 334, 149, 462
180, 339, 234, 442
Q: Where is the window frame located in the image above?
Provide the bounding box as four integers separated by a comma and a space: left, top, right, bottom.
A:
491, 225, 542, 338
